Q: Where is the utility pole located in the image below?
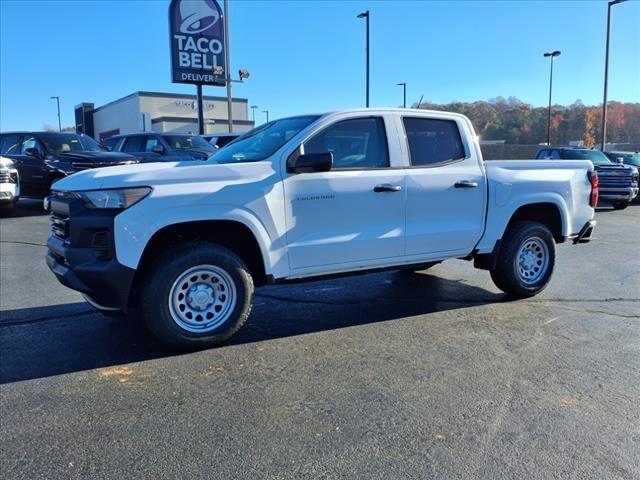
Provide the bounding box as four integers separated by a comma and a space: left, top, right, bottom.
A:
50, 96, 61, 131
224, 0, 233, 133
357, 11, 370, 108
543, 50, 561, 146
397, 82, 407, 108
262, 110, 270, 123
601, 0, 627, 151
196, 85, 204, 135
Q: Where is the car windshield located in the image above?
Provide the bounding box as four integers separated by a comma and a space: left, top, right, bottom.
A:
162, 135, 214, 151
209, 116, 321, 164
39, 133, 104, 154
561, 149, 612, 165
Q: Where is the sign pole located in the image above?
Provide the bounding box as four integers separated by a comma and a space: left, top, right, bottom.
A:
224, 0, 233, 133
197, 84, 205, 135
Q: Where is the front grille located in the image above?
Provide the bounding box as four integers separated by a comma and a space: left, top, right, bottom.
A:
71, 161, 133, 170
50, 211, 69, 240
599, 174, 635, 187
0, 170, 16, 183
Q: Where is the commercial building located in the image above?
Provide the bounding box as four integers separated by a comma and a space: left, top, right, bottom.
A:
74, 91, 254, 142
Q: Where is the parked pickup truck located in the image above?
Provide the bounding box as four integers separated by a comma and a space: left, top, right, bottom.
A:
536, 147, 639, 209
46, 109, 597, 348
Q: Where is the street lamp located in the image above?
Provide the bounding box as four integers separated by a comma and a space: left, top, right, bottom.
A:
397, 82, 407, 108
50, 96, 61, 132
357, 10, 370, 108
601, 0, 628, 151
250, 105, 258, 122
262, 110, 270, 123
543, 50, 561, 146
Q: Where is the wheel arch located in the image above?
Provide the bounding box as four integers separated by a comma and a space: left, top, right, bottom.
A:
474, 201, 566, 271
129, 219, 269, 309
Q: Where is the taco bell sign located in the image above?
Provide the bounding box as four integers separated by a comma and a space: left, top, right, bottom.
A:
169, 0, 226, 86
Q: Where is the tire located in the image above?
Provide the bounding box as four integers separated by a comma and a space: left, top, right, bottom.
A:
490, 221, 556, 297
612, 202, 628, 210
141, 242, 253, 349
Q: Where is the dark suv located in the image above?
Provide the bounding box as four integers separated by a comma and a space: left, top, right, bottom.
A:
106, 133, 215, 163
536, 147, 639, 210
0, 132, 138, 199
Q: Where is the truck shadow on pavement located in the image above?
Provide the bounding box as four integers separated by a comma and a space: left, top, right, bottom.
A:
0, 270, 508, 384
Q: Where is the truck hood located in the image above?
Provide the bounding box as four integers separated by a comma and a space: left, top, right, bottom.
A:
52, 160, 277, 192
594, 163, 636, 174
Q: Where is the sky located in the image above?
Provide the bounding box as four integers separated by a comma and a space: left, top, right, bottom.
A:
1, 0, 638, 131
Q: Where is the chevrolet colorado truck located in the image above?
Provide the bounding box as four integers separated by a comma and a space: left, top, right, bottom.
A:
46, 109, 597, 348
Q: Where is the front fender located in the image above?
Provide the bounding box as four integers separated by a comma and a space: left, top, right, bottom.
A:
113, 203, 286, 278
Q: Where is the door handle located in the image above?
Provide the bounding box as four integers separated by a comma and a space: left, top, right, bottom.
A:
374, 184, 402, 193
454, 180, 478, 189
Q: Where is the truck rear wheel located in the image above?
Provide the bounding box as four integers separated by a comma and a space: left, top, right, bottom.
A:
490, 221, 555, 297
142, 242, 253, 349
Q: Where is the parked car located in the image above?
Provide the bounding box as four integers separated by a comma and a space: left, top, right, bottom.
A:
536, 147, 639, 209
0, 132, 138, 199
204, 133, 241, 149
0, 155, 19, 215
107, 133, 215, 163
47, 109, 597, 348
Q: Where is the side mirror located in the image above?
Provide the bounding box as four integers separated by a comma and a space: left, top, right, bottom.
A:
287, 152, 333, 173
152, 144, 165, 154
25, 148, 42, 159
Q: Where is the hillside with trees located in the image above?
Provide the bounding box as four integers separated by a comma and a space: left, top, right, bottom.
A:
415, 97, 640, 146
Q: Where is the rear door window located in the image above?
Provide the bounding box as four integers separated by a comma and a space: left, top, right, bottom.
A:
402, 117, 465, 167
122, 136, 145, 153
144, 136, 160, 152
0, 134, 22, 155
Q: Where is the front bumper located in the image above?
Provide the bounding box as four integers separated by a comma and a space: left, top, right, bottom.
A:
598, 186, 639, 202
45, 196, 135, 312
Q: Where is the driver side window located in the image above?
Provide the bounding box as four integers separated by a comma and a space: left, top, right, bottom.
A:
304, 117, 390, 169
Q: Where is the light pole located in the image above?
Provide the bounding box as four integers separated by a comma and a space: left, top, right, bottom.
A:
357, 10, 370, 108
50, 96, 61, 132
601, 0, 628, 151
251, 105, 258, 122
397, 83, 407, 108
262, 110, 270, 123
543, 51, 561, 146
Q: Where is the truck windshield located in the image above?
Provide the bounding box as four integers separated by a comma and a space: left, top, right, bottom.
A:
209, 115, 320, 164
162, 135, 214, 151
39, 133, 104, 154
562, 149, 612, 165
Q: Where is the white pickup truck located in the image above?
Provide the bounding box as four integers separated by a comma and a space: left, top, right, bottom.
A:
46, 109, 597, 348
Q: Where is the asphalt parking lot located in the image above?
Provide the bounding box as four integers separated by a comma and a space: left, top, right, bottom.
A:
1, 200, 638, 480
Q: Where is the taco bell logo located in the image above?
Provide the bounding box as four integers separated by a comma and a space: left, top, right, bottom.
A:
169, 0, 226, 86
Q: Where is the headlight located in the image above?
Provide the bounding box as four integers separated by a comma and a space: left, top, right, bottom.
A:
0, 158, 15, 169
75, 187, 151, 209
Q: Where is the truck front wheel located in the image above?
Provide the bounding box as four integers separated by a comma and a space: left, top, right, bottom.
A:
490, 221, 556, 297
142, 242, 253, 348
